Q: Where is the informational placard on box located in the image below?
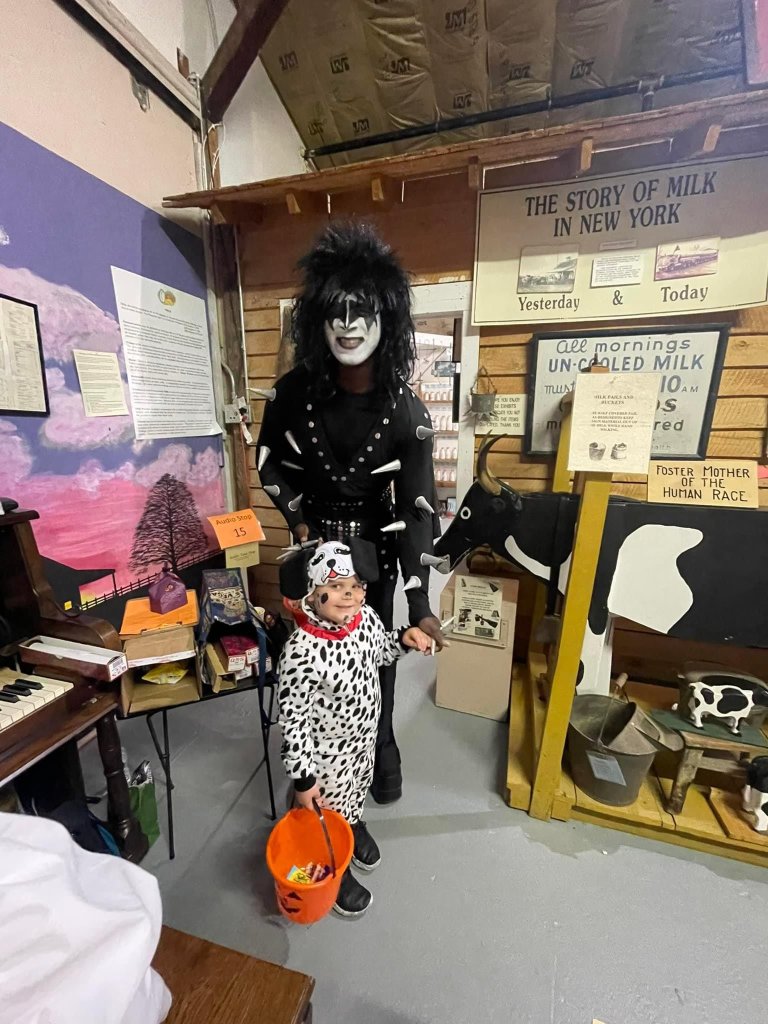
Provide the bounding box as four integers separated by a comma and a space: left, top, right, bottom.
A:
569, 372, 660, 474
526, 326, 728, 458
473, 155, 768, 325
453, 575, 503, 643
475, 394, 527, 436
647, 460, 759, 508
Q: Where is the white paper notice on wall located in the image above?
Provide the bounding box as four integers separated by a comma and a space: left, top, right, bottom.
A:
474, 394, 527, 436
73, 349, 128, 417
111, 267, 220, 440
568, 372, 660, 475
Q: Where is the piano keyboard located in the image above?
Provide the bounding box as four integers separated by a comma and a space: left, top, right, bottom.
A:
0, 671, 73, 732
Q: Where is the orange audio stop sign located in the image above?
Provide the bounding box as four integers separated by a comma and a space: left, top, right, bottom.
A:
207, 509, 265, 549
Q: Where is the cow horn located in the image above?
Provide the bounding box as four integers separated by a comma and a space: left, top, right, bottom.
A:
477, 434, 505, 495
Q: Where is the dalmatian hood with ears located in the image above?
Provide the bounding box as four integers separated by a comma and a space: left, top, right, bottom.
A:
307, 543, 357, 590
279, 538, 380, 601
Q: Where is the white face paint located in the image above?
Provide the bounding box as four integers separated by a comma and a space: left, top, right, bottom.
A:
323, 291, 381, 366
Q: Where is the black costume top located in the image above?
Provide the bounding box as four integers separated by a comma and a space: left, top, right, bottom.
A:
257, 366, 439, 624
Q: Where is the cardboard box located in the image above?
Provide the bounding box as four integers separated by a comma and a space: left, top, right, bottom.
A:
120, 626, 200, 715
435, 574, 519, 721
204, 642, 240, 694
123, 626, 196, 669
19, 635, 127, 683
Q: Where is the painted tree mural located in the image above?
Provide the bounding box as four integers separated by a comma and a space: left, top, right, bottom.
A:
130, 473, 209, 573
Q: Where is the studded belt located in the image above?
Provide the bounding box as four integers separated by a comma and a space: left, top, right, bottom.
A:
306, 492, 393, 542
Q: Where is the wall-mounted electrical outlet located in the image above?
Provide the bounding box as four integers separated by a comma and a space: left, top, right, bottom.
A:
224, 398, 252, 425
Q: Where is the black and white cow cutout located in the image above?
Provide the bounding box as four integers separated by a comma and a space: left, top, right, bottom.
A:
743, 757, 768, 833
434, 435, 768, 695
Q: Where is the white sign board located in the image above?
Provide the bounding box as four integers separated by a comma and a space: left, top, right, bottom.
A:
527, 326, 727, 458
473, 155, 768, 324
111, 267, 220, 441
73, 349, 129, 417
568, 372, 660, 475
475, 394, 527, 436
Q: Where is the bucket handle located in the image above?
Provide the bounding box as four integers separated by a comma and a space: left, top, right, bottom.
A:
313, 798, 338, 879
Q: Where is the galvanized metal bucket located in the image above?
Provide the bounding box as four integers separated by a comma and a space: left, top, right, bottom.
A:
567, 695, 657, 807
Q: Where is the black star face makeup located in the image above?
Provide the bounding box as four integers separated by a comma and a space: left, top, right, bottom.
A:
323, 291, 381, 366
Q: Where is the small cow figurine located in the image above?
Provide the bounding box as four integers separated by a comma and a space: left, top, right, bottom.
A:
677, 676, 768, 735
743, 756, 768, 833
433, 435, 768, 695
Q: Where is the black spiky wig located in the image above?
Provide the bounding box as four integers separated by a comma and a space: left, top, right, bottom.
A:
292, 221, 416, 398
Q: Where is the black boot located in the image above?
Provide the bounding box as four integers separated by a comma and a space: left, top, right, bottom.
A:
370, 740, 402, 804
333, 868, 372, 918
351, 821, 381, 872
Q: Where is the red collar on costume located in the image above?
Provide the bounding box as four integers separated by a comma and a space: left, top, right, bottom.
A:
293, 601, 363, 641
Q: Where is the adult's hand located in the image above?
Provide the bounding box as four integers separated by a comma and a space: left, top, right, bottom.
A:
293, 522, 310, 544
418, 616, 448, 652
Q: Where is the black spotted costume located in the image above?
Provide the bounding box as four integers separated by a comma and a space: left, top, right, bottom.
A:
277, 554, 409, 823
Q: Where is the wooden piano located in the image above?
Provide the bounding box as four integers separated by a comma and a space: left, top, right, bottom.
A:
0, 508, 146, 862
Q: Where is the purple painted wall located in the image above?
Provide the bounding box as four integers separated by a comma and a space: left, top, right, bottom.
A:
0, 122, 225, 610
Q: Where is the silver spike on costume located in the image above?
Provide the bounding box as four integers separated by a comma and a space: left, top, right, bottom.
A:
381, 520, 406, 533
249, 387, 276, 401
371, 459, 401, 476
420, 552, 450, 573
415, 495, 435, 514
416, 425, 436, 440
403, 575, 422, 591
264, 484, 280, 497
288, 493, 303, 512
281, 460, 303, 472
285, 430, 302, 455
257, 446, 270, 472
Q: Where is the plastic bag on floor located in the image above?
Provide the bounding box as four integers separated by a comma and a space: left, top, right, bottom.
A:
0, 812, 171, 1024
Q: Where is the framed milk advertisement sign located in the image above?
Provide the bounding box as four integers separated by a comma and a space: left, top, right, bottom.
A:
525, 324, 729, 459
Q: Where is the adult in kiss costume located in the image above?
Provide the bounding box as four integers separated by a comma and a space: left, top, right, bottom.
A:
256, 222, 446, 803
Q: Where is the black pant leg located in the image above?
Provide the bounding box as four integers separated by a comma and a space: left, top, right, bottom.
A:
364, 556, 397, 750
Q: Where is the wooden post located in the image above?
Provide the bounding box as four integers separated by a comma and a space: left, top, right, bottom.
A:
529, 470, 612, 820
530, 369, 612, 821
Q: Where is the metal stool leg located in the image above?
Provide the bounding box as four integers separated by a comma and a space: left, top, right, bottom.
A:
259, 685, 277, 820
146, 709, 176, 859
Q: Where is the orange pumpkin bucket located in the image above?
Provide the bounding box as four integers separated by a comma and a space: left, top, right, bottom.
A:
266, 805, 354, 924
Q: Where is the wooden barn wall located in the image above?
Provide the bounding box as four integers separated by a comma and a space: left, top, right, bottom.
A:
239, 173, 768, 679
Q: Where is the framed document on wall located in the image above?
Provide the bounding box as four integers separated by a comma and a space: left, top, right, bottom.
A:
0, 293, 49, 416
525, 324, 729, 459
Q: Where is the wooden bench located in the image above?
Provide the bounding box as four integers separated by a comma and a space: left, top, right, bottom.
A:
153, 926, 314, 1023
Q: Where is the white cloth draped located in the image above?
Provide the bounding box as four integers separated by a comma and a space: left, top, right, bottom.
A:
0, 812, 171, 1024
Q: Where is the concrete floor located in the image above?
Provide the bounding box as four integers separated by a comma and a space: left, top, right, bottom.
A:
91, 586, 768, 1024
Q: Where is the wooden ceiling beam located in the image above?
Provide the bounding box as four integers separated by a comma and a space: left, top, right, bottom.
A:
202, 0, 289, 123
164, 89, 768, 213
670, 121, 722, 161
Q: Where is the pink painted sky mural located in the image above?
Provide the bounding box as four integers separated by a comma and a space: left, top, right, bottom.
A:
0, 123, 225, 605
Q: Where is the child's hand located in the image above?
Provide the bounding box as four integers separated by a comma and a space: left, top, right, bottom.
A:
295, 784, 325, 810
402, 627, 433, 655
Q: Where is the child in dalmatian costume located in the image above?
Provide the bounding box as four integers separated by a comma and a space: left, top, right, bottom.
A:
278, 540, 431, 918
